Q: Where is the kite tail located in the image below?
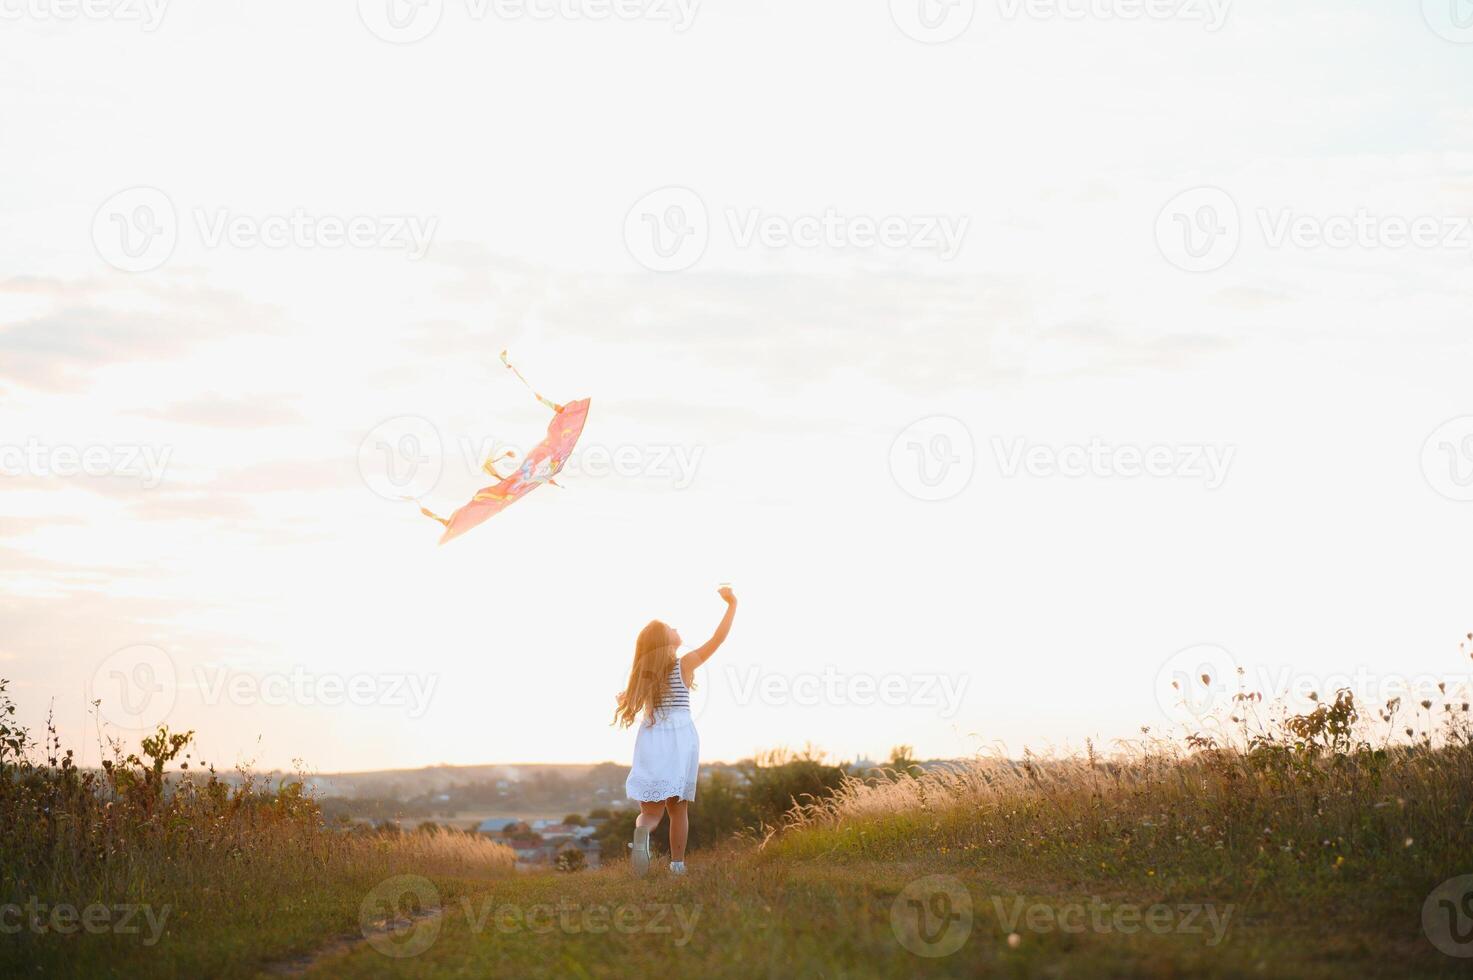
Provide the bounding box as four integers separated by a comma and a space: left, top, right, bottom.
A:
500, 349, 565, 414
400, 494, 451, 528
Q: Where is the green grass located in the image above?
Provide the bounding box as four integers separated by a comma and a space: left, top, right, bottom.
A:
272, 843, 1465, 979
0, 863, 515, 978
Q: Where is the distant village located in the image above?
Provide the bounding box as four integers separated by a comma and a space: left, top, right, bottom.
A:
472, 816, 605, 869
286, 754, 908, 869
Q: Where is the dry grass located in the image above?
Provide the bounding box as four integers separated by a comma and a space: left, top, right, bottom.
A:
6, 648, 1472, 977
370, 825, 518, 878
0, 681, 513, 976
771, 666, 1473, 923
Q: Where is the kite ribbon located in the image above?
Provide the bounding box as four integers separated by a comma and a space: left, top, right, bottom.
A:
500, 349, 564, 414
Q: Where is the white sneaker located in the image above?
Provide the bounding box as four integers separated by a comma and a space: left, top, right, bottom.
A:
629, 826, 651, 876
668, 861, 686, 875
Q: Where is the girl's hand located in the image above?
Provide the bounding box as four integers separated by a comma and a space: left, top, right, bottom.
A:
685, 586, 739, 672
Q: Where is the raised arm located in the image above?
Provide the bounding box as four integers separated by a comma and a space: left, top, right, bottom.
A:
680, 586, 738, 678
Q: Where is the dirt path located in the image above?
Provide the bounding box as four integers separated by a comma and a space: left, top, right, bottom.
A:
261, 907, 445, 977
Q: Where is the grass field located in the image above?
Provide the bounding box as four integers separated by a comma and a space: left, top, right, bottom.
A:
264, 843, 1467, 979
286, 719, 1473, 979
4, 672, 1473, 977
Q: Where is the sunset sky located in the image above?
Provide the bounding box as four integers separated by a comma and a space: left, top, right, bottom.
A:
2, 1, 1471, 774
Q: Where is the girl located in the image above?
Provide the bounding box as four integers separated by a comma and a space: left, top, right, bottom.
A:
614, 585, 738, 876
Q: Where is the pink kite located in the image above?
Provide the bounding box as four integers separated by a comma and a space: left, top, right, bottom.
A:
419, 352, 590, 545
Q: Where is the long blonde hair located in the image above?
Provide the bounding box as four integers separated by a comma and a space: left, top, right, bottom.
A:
613, 620, 686, 728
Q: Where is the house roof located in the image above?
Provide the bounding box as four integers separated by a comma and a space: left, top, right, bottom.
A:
476, 818, 518, 833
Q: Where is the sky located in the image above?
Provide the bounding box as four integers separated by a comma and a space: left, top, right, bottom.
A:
1, 0, 1471, 774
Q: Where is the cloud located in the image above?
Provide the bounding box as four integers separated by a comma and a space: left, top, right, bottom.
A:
416, 244, 1239, 392
0, 545, 174, 601
0, 276, 286, 392
213, 459, 355, 494
127, 494, 259, 523
131, 395, 304, 429
0, 515, 84, 536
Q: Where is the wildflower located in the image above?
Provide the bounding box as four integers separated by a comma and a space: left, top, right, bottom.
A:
1007, 933, 1022, 949
1404, 838, 1414, 848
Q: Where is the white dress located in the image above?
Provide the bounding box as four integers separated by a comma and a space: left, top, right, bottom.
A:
625, 661, 700, 802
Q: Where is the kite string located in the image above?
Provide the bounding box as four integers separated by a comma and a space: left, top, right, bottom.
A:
500, 349, 564, 414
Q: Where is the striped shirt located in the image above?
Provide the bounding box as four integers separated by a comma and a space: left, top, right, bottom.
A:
656, 661, 691, 718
